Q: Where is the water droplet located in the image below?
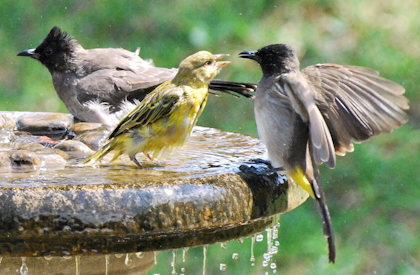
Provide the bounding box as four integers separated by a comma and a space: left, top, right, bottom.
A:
105, 255, 110, 275
182, 248, 188, 263
274, 241, 280, 247
220, 242, 227, 249
270, 262, 277, 269
44, 255, 53, 261
262, 260, 268, 267
181, 267, 186, 272
219, 263, 227, 271
124, 253, 132, 266
62, 256, 72, 260
270, 246, 278, 254
20, 257, 28, 275
256, 233, 264, 242
114, 253, 124, 259
237, 238, 244, 244
232, 253, 239, 260
263, 253, 271, 262
272, 227, 279, 239
136, 252, 144, 258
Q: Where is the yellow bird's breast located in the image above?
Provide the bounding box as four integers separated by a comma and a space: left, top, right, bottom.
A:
141, 86, 209, 159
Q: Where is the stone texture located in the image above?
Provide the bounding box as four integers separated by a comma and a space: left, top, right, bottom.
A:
54, 140, 95, 158
0, 150, 41, 170
70, 122, 107, 135
75, 129, 109, 150
16, 112, 73, 137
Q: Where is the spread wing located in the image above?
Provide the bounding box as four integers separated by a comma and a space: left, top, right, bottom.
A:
109, 83, 182, 138
76, 67, 177, 109
302, 64, 409, 157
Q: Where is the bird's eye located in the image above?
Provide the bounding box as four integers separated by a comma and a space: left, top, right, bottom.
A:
204, 61, 212, 66
44, 47, 53, 56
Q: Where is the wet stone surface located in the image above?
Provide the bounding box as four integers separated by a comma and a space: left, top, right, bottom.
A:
0, 111, 308, 257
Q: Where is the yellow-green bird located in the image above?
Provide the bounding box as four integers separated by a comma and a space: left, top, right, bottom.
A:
80, 51, 230, 167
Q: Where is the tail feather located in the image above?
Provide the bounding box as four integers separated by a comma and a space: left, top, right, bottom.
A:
309, 144, 336, 263
78, 141, 115, 166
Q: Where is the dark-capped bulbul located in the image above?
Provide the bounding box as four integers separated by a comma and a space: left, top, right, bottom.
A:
239, 44, 409, 263
17, 26, 255, 124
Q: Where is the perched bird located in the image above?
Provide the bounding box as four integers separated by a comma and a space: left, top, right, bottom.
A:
80, 51, 229, 166
17, 26, 255, 124
239, 44, 409, 263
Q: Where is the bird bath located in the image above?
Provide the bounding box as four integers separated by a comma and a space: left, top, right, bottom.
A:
0, 111, 308, 274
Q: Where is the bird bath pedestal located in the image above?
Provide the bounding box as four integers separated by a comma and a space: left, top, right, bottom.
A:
0, 112, 308, 274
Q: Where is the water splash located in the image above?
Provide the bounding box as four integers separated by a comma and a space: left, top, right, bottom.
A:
75, 255, 80, 275
171, 249, 177, 275
232, 252, 239, 260
202, 245, 208, 275
114, 253, 124, 259
135, 252, 144, 259
256, 233, 264, 242
220, 242, 227, 249
124, 253, 132, 266
105, 255, 110, 275
20, 257, 28, 275
44, 255, 53, 261
219, 263, 227, 271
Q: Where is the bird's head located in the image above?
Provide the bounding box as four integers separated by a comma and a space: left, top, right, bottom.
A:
17, 26, 79, 73
174, 51, 230, 88
239, 44, 300, 76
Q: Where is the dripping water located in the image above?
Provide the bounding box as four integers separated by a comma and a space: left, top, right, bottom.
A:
75, 256, 80, 275
105, 255, 110, 275
171, 249, 177, 275
182, 247, 188, 263
124, 253, 132, 266
20, 257, 28, 275
202, 245, 208, 275
250, 234, 256, 265
154, 251, 158, 265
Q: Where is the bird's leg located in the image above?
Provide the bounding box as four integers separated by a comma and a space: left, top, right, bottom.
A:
130, 156, 142, 168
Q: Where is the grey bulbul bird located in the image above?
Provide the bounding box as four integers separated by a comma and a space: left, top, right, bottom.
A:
239, 43, 409, 263
17, 26, 256, 124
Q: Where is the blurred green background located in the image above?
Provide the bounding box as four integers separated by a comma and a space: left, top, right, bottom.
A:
2, 0, 420, 274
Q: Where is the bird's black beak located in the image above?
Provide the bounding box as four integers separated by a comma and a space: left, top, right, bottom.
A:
238, 51, 261, 63
17, 49, 39, 59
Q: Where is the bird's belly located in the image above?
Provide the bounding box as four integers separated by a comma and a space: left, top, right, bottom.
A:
255, 98, 302, 169
142, 115, 192, 159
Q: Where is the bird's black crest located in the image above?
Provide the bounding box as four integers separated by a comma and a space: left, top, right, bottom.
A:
33, 26, 79, 71
256, 44, 300, 76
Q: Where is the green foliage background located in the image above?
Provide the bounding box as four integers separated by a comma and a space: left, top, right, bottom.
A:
2, 0, 420, 274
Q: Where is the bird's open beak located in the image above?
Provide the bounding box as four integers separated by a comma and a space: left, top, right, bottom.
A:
238, 51, 261, 63
213, 54, 231, 69
17, 49, 39, 59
